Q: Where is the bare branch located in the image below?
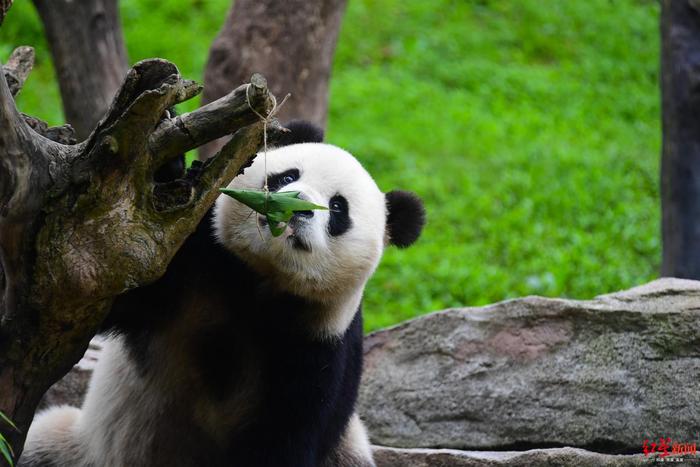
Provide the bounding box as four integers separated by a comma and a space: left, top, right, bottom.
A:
92, 59, 180, 135
194, 121, 269, 206
3, 46, 34, 96
22, 114, 76, 145
0, 54, 32, 216
70, 59, 191, 172
151, 121, 268, 221
0, 47, 75, 146
149, 73, 271, 164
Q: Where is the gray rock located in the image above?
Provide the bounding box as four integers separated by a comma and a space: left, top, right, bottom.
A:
39, 337, 104, 410
359, 278, 700, 452
372, 446, 647, 466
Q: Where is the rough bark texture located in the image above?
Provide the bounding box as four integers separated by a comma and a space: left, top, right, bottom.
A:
0, 0, 11, 26
359, 278, 700, 453
3, 46, 33, 97
199, 0, 346, 159
32, 0, 129, 141
660, 1, 700, 278
2, 47, 77, 146
0, 47, 276, 457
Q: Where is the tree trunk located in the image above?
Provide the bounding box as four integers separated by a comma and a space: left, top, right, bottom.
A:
0, 0, 11, 26
32, 0, 128, 141
660, 1, 700, 278
199, 0, 346, 159
0, 46, 278, 458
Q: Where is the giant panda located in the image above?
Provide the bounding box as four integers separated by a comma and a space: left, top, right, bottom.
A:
19, 121, 425, 467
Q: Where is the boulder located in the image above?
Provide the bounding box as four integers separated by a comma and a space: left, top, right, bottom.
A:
372, 446, 646, 466
359, 278, 700, 452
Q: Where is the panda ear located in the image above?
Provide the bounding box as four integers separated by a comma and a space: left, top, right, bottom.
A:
276, 120, 324, 146
385, 190, 426, 248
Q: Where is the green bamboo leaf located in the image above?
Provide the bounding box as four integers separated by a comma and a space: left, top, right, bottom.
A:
0, 436, 12, 456
267, 217, 287, 237
274, 191, 301, 198
0, 412, 17, 432
220, 189, 327, 215
265, 211, 296, 237
220, 189, 327, 237
265, 195, 327, 213
220, 188, 279, 213
0, 434, 13, 467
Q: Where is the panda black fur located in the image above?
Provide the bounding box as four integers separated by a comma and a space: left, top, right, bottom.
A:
19, 121, 425, 467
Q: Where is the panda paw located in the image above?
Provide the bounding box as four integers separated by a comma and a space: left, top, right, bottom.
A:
321, 414, 376, 467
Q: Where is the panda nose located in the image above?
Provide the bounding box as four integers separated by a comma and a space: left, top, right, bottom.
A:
293, 210, 314, 219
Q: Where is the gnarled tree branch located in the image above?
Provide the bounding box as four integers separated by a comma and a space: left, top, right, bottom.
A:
3, 46, 34, 97
0, 47, 276, 457
149, 74, 269, 163
1, 46, 77, 145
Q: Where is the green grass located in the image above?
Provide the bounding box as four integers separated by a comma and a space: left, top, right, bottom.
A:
1, 0, 661, 332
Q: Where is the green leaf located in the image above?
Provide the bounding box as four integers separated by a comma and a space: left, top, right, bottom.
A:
0, 412, 17, 433
220, 189, 328, 237
265, 211, 292, 237
220, 189, 327, 214
220, 188, 276, 214
265, 193, 328, 213
267, 217, 287, 237
0, 434, 13, 467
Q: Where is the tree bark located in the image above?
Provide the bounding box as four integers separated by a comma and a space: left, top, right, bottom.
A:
32, 0, 128, 141
660, 1, 700, 278
0, 46, 277, 457
199, 0, 346, 160
0, 0, 11, 26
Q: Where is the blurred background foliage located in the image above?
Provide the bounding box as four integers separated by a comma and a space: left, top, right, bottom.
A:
1, 0, 661, 331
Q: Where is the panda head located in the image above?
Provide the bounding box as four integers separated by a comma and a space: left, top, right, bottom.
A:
214, 121, 425, 313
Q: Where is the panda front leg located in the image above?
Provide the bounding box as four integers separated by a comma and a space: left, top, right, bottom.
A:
321, 413, 376, 467
17, 405, 84, 467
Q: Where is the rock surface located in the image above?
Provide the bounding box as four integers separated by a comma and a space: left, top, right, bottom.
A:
38, 336, 104, 410
358, 278, 700, 452
372, 446, 647, 466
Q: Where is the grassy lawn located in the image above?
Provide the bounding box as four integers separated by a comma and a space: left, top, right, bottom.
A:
1, 0, 661, 332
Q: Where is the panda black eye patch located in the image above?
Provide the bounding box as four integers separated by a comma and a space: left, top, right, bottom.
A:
266, 169, 300, 192
328, 195, 351, 237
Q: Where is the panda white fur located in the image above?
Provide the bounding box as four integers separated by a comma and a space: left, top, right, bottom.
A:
19, 121, 425, 467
